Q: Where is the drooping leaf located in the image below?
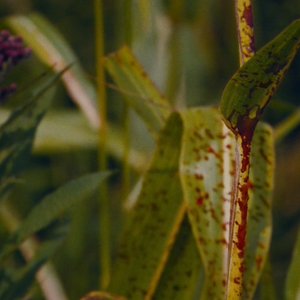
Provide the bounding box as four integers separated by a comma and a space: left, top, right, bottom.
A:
105, 46, 172, 135
0, 172, 111, 261
285, 229, 300, 300
5, 13, 99, 129
108, 113, 185, 299
220, 19, 300, 135
153, 217, 202, 300
0, 70, 61, 197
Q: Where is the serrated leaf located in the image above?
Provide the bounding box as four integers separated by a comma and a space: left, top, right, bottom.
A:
220, 20, 300, 135
0, 172, 111, 261
105, 46, 172, 135
285, 229, 300, 300
5, 13, 99, 129
108, 113, 185, 299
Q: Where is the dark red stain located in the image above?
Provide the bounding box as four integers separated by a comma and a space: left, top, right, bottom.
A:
234, 277, 241, 285
241, 4, 254, 28
195, 173, 204, 180
197, 197, 204, 206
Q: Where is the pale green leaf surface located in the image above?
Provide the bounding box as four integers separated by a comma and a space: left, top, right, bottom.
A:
0, 172, 110, 260
179, 107, 235, 299
220, 19, 300, 134
153, 217, 202, 300
108, 113, 185, 299
105, 46, 172, 135
285, 229, 300, 300
5, 13, 99, 129
179, 108, 274, 299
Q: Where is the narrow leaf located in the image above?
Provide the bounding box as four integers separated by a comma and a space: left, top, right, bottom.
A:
6, 13, 100, 129
220, 20, 300, 135
0, 70, 60, 196
105, 46, 172, 135
179, 108, 274, 299
0, 172, 111, 260
108, 113, 185, 299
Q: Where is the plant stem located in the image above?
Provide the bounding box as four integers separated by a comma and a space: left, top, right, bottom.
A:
227, 0, 255, 298
94, 0, 110, 289
234, 0, 255, 64
122, 0, 133, 201
274, 109, 300, 143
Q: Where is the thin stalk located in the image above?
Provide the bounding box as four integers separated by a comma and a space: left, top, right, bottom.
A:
274, 109, 300, 143
122, 0, 133, 201
227, 0, 255, 298
94, 0, 110, 289
234, 0, 255, 65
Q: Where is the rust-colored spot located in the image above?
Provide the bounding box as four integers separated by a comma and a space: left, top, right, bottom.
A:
195, 173, 204, 180
196, 197, 204, 206
256, 256, 263, 270
234, 277, 241, 285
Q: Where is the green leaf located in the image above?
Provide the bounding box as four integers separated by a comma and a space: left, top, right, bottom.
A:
243, 123, 274, 299
0, 233, 65, 300
0, 70, 60, 196
153, 217, 202, 300
108, 113, 185, 299
220, 20, 300, 135
179, 107, 235, 298
285, 229, 300, 300
179, 108, 274, 299
105, 46, 172, 135
5, 13, 99, 129
0, 172, 111, 261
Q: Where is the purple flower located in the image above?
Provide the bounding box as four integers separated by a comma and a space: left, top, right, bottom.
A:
0, 30, 31, 104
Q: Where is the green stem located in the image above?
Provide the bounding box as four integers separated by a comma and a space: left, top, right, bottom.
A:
121, 0, 133, 200
274, 109, 300, 143
94, 0, 110, 289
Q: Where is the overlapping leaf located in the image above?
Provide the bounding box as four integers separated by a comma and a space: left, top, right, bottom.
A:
220, 19, 300, 135
105, 46, 275, 299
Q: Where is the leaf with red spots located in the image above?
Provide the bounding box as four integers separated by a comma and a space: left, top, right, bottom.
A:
108, 113, 188, 299
179, 108, 274, 299
220, 19, 300, 137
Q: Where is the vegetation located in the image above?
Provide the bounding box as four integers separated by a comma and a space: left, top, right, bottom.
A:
0, 1, 299, 299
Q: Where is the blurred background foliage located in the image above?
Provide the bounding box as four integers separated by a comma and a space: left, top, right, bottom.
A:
0, 0, 299, 299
